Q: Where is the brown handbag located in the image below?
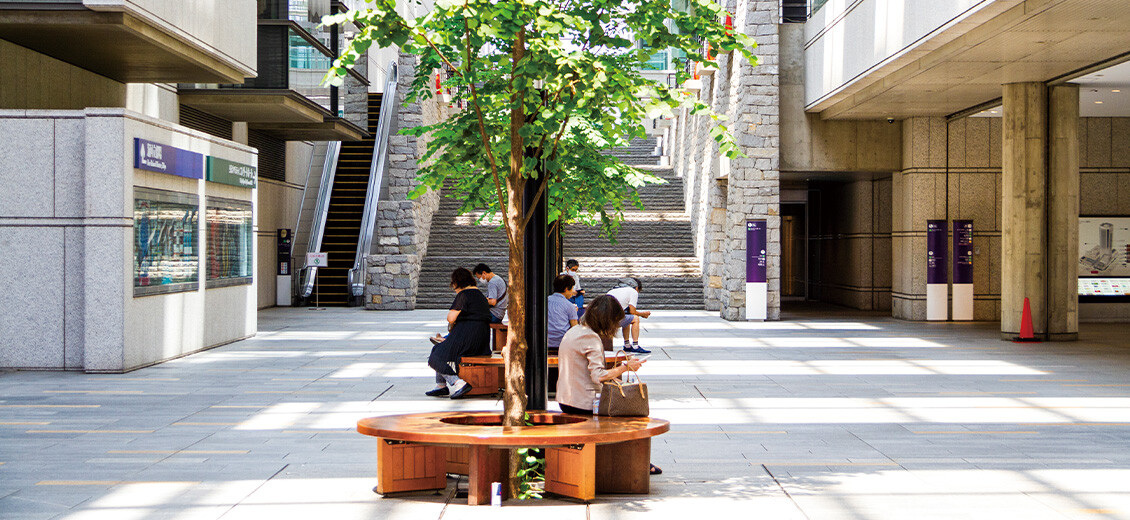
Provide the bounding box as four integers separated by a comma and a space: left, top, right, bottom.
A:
597, 364, 649, 417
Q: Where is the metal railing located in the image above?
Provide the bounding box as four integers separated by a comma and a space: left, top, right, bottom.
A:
349, 61, 400, 297
300, 140, 341, 298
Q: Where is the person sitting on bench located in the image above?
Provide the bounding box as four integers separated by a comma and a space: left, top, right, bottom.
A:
426, 268, 491, 399
548, 274, 580, 352
472, 263, 508, 324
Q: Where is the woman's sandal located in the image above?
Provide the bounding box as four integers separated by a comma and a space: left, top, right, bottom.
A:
649, 464, 662, 475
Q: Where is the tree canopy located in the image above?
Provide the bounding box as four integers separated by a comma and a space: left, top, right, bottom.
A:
324, 0, 757, 239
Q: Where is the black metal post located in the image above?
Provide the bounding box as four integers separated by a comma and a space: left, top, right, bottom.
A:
330, 22, 339, 116
524, 174, 549, 410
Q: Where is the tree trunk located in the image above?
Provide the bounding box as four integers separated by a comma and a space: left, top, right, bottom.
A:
503, 27, 527, 498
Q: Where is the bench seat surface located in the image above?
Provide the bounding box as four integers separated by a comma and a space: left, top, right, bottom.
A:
357, 411, 668, 447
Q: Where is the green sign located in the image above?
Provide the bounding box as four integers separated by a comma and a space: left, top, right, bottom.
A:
206, 157, 257, 188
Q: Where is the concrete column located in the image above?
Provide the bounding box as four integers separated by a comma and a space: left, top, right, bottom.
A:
1047, 85, 1079, 340
1001, 82, 1048, 339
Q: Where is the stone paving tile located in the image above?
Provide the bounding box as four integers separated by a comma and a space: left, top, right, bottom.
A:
2, 307, 1130, 519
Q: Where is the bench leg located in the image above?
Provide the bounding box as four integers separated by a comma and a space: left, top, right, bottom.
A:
544, 444, 596, 501
375, 439, 446, 495
467, 445, 508, 505
596, 438, 651, 494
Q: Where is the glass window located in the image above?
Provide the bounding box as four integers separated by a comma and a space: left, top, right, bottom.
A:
134, 188, 200, 296
206, 198, 254, 288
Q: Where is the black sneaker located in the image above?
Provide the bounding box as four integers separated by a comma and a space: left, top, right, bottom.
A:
425, 387, 449, 397
625, 345, 651, 354
449, 383, 474, 399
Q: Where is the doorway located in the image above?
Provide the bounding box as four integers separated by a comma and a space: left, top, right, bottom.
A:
781, 202, 807, 301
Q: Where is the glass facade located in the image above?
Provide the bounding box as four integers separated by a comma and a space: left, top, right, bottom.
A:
206, 198, 254, 288
134, 188, 200, 296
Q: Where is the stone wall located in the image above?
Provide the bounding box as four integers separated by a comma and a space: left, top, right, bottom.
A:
669, 0, 781, 319
364, 52, 444, 310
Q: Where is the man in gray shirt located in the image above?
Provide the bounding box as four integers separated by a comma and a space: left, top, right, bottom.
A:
472, 263, 507, 323
548, 274, 580, 350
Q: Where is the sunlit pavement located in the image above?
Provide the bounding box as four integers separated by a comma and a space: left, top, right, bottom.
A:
2, 305, 1130, 519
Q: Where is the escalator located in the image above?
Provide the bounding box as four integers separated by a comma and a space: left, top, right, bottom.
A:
317, 92, 383, 305
295, 61, 398, 307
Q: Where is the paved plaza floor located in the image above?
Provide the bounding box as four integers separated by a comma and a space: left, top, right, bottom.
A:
2, 305, 1130, 519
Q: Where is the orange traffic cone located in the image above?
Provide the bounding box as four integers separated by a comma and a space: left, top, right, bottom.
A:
1014, 297, 1041, 343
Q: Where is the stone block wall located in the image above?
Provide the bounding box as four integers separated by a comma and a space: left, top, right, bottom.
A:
669, 0, 781, 319
364, 52, 444, 310
366, 254, 420, 310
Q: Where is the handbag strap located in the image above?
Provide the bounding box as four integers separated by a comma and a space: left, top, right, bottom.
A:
610, 350, 647, 398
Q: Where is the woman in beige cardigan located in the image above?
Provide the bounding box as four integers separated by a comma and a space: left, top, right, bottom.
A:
555, 295, 661, 475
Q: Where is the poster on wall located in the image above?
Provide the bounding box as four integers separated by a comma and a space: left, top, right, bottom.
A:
1078, 217, 1130, 299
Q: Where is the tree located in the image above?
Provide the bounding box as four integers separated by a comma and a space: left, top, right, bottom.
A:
324, 0, 755, 495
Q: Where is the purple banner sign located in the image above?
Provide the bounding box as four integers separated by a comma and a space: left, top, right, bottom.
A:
927, 220, 947, 285
135, 138, 203, 179
953, 220, 974, 285
746, 220, 767, 283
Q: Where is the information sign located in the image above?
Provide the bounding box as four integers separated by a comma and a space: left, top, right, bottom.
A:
206, 157, 257, 188
306, 252, 328, 267
926, 220, 948, 321
134, 138, 203, 179
745, 220, 767, 320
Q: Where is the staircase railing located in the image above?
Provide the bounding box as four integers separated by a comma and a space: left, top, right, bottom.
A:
301, 140, 342, 298
349, 61, 399, 297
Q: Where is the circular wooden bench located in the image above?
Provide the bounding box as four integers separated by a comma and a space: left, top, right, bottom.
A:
357, 411, 669, 504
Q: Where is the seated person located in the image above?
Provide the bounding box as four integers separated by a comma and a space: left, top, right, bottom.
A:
426, 268, 491, 399
555, 294, 661, 475
606, 277, 652, 354
472, 263, 508, 324
562, 259, 585, 316
548, 274, 580, 352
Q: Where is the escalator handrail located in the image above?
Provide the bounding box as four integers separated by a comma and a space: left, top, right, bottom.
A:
350, 61, 399, 296
301, 140, 342, 298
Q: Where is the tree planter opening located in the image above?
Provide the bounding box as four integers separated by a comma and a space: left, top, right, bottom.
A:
440, 413, 587, 427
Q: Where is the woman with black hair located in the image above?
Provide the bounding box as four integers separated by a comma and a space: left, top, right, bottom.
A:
426, 267, 491, 399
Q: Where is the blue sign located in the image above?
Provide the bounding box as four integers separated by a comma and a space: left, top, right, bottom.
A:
746, 220, 767, 283
134, 138, 203, 179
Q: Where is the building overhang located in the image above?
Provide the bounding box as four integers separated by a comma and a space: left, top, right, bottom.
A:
250, 117, 368, 142
804, 0, 1130, 120
178, 89, 331, 125
0, 8, 253, 84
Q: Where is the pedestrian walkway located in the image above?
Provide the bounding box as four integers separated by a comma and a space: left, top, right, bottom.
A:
2, 306, 1130, 519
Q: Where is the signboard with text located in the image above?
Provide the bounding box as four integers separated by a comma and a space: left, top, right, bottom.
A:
953, 220, 973, 285
306, 252, 328, 268
206, 157, 257, 188
926, 220, 947, 285
134, 138, 203, 179
745, 219, 767, 320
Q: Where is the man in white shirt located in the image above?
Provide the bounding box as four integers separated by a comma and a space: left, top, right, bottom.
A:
606, 277, 651, 354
